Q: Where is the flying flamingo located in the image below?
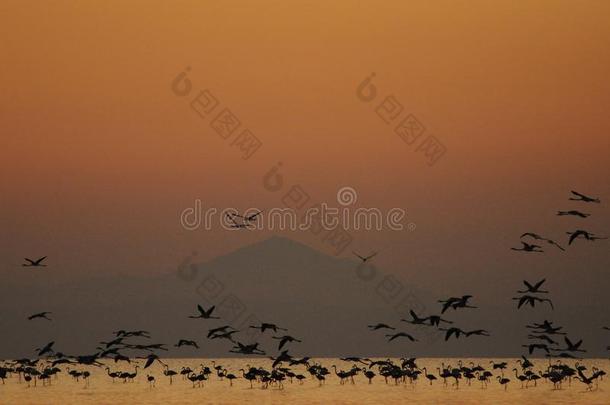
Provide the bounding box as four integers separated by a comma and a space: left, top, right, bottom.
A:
28, 312, 52, 321
569, 190, 600, 203
557, 210, 590, 218
352, 251, 378, 263
189, 304, 220, 319
22, 256, 47, 267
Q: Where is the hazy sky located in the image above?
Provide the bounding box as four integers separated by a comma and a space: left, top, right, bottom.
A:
2, 1, 609, 309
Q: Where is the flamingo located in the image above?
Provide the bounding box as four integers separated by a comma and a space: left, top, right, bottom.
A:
163, 365, 178, 384
557, 210, 590, 218
520, 233, 565, 251
422, 367, 437, 385
567, 230, 607, 245
352, 251, 378, 263
497, 376, 510, 390
569, 190, 600, 203
22, 256, 47, 267
189, 304, 219, 319
367, 323, 395, 331
385, 332, 417, 342
511, 241, 543, 253
28, 312, 52, 321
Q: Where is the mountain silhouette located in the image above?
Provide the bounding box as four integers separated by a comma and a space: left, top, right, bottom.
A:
0, 236, 433, 358
2, 236, 607, 358
177, 235, 430, 356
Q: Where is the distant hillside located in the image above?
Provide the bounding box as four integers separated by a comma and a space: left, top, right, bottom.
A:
1, 236, 607, 359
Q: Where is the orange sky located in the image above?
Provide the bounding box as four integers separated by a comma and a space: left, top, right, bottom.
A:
1, 1, 609, 297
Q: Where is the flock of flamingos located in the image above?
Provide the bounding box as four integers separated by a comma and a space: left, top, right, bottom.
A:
2, 190, 608, 394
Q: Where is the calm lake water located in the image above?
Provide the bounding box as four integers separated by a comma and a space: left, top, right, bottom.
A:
1, 358, 608, 404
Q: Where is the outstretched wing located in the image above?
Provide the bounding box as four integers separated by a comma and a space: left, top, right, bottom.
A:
571, 190, 587, 199
248, 211, 262, 220
568, 231, 583, 245
205, 305, 216, 316
352, 251, 365, 260
365, 252, 378, 260
533, 279, 546, 290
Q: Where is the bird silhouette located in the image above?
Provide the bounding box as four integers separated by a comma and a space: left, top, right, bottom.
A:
526, 320, 566, 335
340, 356, 370, 364
230, 342, 265, 355
233, 211, 262, 222
271, 350, 292, 368
175, 339, 199, 349
113, 330, 150, 338
352, 251, 377, 263
207, 325, 236, 338
510, 241, 543, 253
497, 376, 510, 390
226, 213, 253, 229
520, 233, 564, 251
427, 315, 453, 327
22, 256, 47, 267
517, 279, 549, 294
126, 343, 168, 351
272, 335, 302, 350
569, 190, 600, 203
209, 330, 238, 342
401, 310, 428, 325
367, 323, 395, 331
385, 332, 417, 342
28, 312, 52, 321
513, 295, 554, 310
566, 230, 607, 245
466, 329, 490, 337
438, 295, 477, 313
439, 327, 467, 341
189, 304, 220, 319
249, 323, 287, 333
141, 354, 166, 369
557, 210, 590, 218
554, 337, 586, 353
527, 334, 557, 345
36, 341, 55, 356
